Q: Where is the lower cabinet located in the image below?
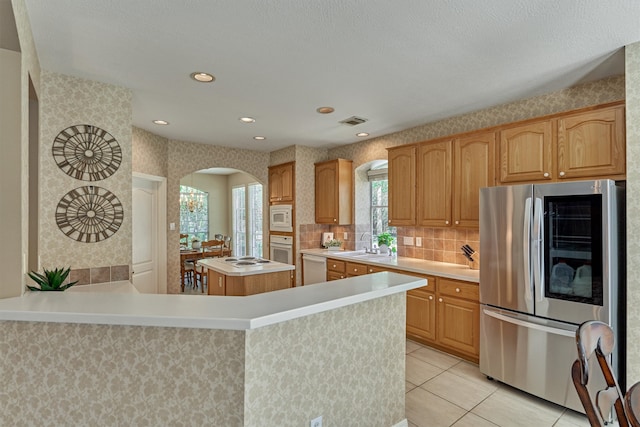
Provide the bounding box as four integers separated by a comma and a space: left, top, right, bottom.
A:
324, 258, 479, 362
207, 270, 292, 296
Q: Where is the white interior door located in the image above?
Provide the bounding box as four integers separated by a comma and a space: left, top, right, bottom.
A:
132, 174, 167, 293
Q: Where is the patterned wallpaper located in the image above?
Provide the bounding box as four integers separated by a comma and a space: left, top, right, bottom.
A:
132, 126, 168, 177
246, 293, 406, 426
166, 139, 270, 293
39, 71, 132, 270
1, 321, 245, 425
625, 42, 640, 387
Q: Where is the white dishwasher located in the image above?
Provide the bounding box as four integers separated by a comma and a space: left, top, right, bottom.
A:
302, 254, 327, 285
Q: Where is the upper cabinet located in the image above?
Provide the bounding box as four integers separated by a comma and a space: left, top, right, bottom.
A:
269, 162, 294, 203
556, 104, 625, 180
499, 120, 553, 183
416, 140, 452, 227
315, 158, 353, 225
453, 132, 496, 228
499, 103, 625, 184
388, 145, 416, 226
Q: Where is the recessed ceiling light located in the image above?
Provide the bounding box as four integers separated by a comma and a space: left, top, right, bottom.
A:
153, 120, 169, 125
239, 117, 256, 123
190, 72, 215, 83
356, 132, 369, 137
316, 106, 335, 114
253, 136, 266, 140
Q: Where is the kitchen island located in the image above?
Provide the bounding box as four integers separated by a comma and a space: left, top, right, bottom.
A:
198, 256, 295, 296
0, 272, 423, 427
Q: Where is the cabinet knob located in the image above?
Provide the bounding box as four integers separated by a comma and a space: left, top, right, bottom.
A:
455, 288, 460, 293
559, 171, 566, 177
543, 172, 550, 178
340, 275, 344, 279
429, 295, 433, 300
333, 218, 337, 222
388, 220, 392, 224
354, 268, 358, 272
445, 221, 449, 225
438, 298, 443, 302
332, 264, 336, 268
369, 269, 373, 273
455, 221, 459, 225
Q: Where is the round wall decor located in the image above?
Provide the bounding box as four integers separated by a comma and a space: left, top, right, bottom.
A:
52, 124, 122, 181
55, 186, 124, 243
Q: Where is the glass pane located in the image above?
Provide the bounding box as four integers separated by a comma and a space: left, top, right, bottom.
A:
179, 185, 208, 245
370, 179, 396, 248
544, 194, 603, 305
232, 187, 246, 256
248, 183, 263, 257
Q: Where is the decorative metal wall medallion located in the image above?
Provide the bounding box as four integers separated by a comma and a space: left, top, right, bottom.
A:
55, 186, 124, 243
52, 124, 122, 181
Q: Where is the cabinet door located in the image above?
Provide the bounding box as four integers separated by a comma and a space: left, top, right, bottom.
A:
346, 262, 367, 276
388, 145, 416, 226
417, 140, 452, 227
556, 105, 625, 180
327, 271, 345, 281
437, 295, 479, 357
499, 120, 553, 183
279, 163, 294, 202
453, 132, 495, 228
407, 287, 436, 342
315, 162, 338, 223
269, 167, 282, 202
207, 270, 226, 295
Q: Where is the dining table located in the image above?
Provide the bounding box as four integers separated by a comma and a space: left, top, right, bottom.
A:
180, 249, 205, 291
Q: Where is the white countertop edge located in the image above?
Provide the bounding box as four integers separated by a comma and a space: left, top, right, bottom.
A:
197, 258, 295, 276
0, 272, 425, 330
300, 248, 479, 282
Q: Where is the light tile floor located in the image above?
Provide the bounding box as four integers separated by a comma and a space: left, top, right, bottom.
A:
405, 339, 590, 427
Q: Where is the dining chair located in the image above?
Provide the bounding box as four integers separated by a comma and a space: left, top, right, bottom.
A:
572, 320, 629, 426
180, 233, 189, 246
194, 239, 225, 292
222, 236, 232, 257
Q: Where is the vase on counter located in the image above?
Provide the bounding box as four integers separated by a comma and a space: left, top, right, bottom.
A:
192, 241, 201, 249
378, 244, 389, 254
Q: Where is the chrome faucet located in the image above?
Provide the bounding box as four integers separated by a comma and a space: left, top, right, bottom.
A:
360, 232, 376, 253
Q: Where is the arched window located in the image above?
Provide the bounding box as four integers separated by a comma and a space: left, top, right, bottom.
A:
179, 185, 208, 242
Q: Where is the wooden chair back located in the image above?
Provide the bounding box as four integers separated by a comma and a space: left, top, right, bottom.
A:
201, 239, 225, 257
572, 320, 629, 426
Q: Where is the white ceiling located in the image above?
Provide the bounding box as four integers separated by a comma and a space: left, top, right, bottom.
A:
23, 0, 640, 152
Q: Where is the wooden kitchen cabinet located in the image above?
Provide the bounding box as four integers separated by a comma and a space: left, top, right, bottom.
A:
315, 159, 353, 225
416, 139, 452, 227
207, 270, 226, 296
326, 258, 346, 281
453, 131, 495, 229
436, 278, 479, 361
269, 162, 294, 203
406, 279, 437, 342
387, 145, 416, 226
499, 119, 553, 183
346, 262, 367, 277
556, 104, 625, 180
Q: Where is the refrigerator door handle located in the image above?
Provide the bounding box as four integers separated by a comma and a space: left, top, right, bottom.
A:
523, 197, 532, 300
482, 308, 576, 338
532, 197, 544, 302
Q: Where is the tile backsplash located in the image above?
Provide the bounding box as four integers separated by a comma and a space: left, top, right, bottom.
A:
69, 264, 130, 285
300, 223, 478, 267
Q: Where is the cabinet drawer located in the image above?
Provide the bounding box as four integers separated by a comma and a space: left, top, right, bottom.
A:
367, 265, 387, 274
438, 278, 478, 301
327, 271, 345, 281
327, 259, 345, 273
346, 262, 367, 276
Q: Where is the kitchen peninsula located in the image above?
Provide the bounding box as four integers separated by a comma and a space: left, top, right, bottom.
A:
198, 256, 295, 296
0, 272, 423, 426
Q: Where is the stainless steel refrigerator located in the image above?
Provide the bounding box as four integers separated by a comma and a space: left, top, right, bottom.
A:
479, 179, 625, 413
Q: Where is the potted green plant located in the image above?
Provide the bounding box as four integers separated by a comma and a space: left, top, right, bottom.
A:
323, 238, 343, 251
27, 267, 77, 292
377, 232, 394, 254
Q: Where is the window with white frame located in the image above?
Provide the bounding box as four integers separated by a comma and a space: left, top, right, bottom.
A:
369, 165, 396, 248
232, 183, 263, 257
179, 185, 208, 243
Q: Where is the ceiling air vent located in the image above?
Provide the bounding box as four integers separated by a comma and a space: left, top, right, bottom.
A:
339, 116, 368, 126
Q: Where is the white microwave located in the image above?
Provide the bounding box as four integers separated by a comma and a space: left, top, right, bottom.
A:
269, 204, 293, 232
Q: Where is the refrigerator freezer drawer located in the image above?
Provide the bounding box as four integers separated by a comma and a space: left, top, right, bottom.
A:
479, 306, 609, 414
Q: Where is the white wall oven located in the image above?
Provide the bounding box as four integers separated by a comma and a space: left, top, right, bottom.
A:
269, 235, 293, 264
269, 204, 293, 232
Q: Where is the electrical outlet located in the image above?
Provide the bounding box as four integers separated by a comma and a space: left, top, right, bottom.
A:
343, 232, 348, 240
403, 236, 414, 246
310, 415, 322, 427
416, 237, 422, 247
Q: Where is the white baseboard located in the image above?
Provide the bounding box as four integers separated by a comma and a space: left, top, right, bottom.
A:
391, 419, 408, 427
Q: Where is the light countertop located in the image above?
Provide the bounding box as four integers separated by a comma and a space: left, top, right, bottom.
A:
0, 272, 424, 330
300, 249, 479, 283
197, 257, 295, 276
